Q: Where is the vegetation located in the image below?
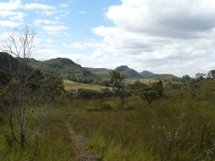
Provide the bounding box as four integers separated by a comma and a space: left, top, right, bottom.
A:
1, 24, 215, 161
115, 65, 143, 78
0, 23, 64, 149
1, 62, 215, 160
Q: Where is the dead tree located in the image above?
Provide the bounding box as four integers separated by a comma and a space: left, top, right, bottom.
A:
0, 23, 52, 148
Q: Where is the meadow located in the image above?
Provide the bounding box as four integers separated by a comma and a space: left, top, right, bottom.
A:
64, 79, 109, 91
0, 78, 215, 161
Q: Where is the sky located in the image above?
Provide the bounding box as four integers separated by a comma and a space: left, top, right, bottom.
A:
1, 0, 215, 77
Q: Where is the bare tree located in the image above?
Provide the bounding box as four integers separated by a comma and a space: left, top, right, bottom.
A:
0, 23, 52, 148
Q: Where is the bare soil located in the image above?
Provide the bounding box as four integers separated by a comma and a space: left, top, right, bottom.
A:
66, 117, 97, 161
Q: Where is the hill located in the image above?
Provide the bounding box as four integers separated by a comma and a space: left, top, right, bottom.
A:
28, 58, 96, 80
0, 52, 178, 82
149, 74, 178, 81
115, 65, 143, 78
85, 67, 111, 77
140, 71, 155, 78
0, 52, 20, 71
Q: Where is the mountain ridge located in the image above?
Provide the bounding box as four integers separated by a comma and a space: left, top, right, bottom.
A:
0, 52, 178, 80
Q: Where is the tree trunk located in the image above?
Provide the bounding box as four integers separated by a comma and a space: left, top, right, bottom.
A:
120, 96, 124, 107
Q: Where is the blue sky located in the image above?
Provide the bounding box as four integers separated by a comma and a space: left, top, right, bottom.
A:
1, 0, 215, 77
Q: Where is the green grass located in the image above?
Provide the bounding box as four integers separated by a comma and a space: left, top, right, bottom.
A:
0, 79, 215, 160
0, 105, 75, 161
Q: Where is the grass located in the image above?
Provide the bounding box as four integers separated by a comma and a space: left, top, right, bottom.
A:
0, 79, 215, 160
125, 78, 157, 84
64, 79, 109, 91
0, 105, 75, 161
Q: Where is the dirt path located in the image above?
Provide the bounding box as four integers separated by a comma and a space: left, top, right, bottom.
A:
66, 117, 97, 161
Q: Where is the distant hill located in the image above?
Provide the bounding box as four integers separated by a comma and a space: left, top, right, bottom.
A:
140, 70, 178, 81
115, 65, 143, 78
0, 52, 19, 71
149, 74, 178, 81
0, 52, 178, 82
85, 67, 111, 77
140, 71, 155, 78
28, 58, 95, 79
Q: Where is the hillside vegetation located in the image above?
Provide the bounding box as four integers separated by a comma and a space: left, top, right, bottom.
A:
28, 57, 96, 79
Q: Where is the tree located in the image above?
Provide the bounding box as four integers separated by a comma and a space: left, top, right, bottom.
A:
196, 73, 206, 81
110, 70, 128, 107
207, 70, 215, 79
0, 23, 54, 148
152, 80, 164, 97
42, 75, 64, 101
140, 88, 157, 104
129, 80, 147, 95
181, 75, 194, 84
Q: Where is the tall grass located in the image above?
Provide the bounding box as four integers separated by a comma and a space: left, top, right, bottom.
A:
0, 79, 215, 160
0, 106, 75, 161
67, 79, 215, 160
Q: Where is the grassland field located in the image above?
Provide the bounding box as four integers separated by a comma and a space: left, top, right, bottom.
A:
64, 80, 109, 91
0, 78, 215, 161
64, 78, 157, 91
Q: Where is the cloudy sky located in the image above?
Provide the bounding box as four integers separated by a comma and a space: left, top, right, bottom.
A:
1, 0, 215, 77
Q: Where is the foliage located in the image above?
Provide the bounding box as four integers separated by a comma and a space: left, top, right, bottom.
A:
152, 80, 164, 97
0, 72, 215, 160
196, 73, 206, 81
67, 78, 215, 161
42, 75, 65, 101
75, 88, 114, 100
207, 70, 215, 78
140, 88, 158, 104
128, 80, 163, 104
181, 74, 194, 84
110, 70, 129, 107
110, 70, 125, 88
115, 65, 143, 78
128, 80, 147, 94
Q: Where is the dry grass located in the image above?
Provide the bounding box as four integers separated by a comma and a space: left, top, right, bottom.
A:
64, 80, 109, 91
125, 78, 158, 84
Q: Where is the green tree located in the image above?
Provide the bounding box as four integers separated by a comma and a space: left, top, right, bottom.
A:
140, 88, 157, 104
181, 75, 193, 84
152, 80, 164, 97
129, 80, 147, 95
110, 70, 128, 107
207, 70, 215, 78
42, 75, 64, 101
196, 73, 206, 81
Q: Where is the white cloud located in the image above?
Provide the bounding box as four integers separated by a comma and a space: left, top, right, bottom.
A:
0, 0, 21, 11
0, 11, 25, 22
78, 11, 86, 14
42, 25, 68, 34
63, 41, 101, 49
92, 50, 104, 58
0, 1, 24, 23
90, 0, 215, 76
55, 10, 70, 20
60, 3, 69, 8
34, 19, 60, 26
0, 20, 19, 27
23, 3, 56, 10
